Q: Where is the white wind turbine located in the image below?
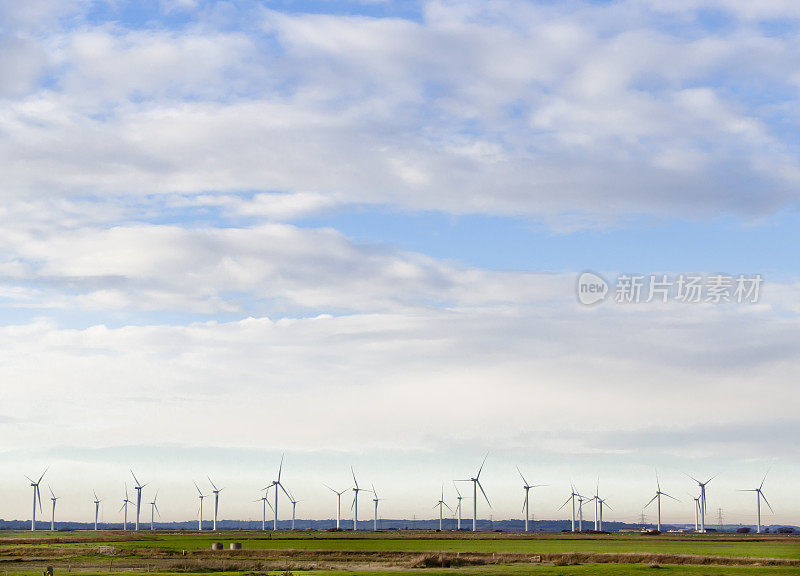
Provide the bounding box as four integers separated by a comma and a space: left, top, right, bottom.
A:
208, 477, 224, 531
265, 454, 291, 531
120, 485, 132, 531
585, 480, 612, 532
689, 493, 701, 532
557, 484, 582, 532
738, 472, 774, 534
371, 485, 382, 531
130, 470, 147, 532
644, 472, 679, 532
287, 490, 300, 530
93, 491, 102, 531
149, 490, 160, 531
324, 484, 348, 530
577, 493, 587, 532
455, 454, 491, 532
350, 467, 372, 531
517, 467, 546, 532
452, 482, 470, 531
25, 469, 46, 532
48, 485, 59, 531
686, 473, 717, 533
434, 485, 453, 531
254, 492, 274, 531
194, 481, 207, 530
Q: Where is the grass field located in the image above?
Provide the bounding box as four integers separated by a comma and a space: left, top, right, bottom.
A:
1, 530, 798, 576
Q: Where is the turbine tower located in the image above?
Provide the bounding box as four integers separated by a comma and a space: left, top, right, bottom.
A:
452, 482, 470, 531
130, 470, 147, 532
687, 473, 717, 533
194, 481, 207, 530
48, 485, 59, 531
517, 467, 546, 532
149, 490, 160, 531
434, 485, 452, 531
558, 484, 581, 532
93, 491, 102, 531
350, 467, 371, 531
119, 485, 132, 531
596, 494, 611, 531
25, 469, 46, 532
324, 484, 348, 530
738, 472, 773, 534
455, 454, 491, 532
266, 454, 291, 531
371, 485, 382, 531
208, 477, 224, 531
644, 472, 679, 532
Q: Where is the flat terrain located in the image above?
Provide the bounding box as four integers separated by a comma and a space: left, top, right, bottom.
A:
1, 530, 798, 576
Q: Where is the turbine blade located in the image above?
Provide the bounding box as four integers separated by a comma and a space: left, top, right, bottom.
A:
277, 453, 285, 483
194, 481, 202, 495
477, 479, 491, 508
279, 482, 291, 499
557, 495, 572, 511
760, 491, 774, 514
759, 470, 769, 491
644, 494, 658, 508
476, 452, 488, 479
452, 481, 462, 498
38, 467, 48, 484
131, 470, 141, 487
208, 476, 218, 491
443, 501, 453, 511
351, 466, 358, 489
662, 492, 680, 502
516, 466, 529, 486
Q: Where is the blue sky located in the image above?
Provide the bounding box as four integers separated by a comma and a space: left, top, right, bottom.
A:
1, 0, 799, 526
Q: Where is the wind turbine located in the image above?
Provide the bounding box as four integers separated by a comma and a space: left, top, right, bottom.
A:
455, 454, 491, 532
371, 485, 382, 531
130, 470, 147, 531
25, 469, 46, 531
689, 493, 701, 532
194, 481, 207, 530
738, 472, 774, 534
644, 472, 679, 532
254, 492, 274, 531
596, 494, 611, 531
208, 477, 224, 531
324, 484, 348, 530
686, 473, 717, 533
93, 491, 102, 531
585, 479, 601, 531
452, 482, 470, 531
120, 485, 132, 531
265, 454, 291, 531
350, 467, 371, 531
434, 485, 453, 531
287, 490, 300, 530
48, 485, 59, 531
577, 493, 586, 532
557, 484, 581, 532
149, 490, 160, 531
517, 467, 546, 532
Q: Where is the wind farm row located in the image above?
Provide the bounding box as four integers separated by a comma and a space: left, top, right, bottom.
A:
21, 456, 777, 534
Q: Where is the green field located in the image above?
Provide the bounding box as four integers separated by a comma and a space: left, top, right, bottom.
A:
2, 531, 799, 576
18, 532, 799, 560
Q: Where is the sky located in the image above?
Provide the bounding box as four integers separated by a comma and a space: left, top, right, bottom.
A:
1, 0, 799, 528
